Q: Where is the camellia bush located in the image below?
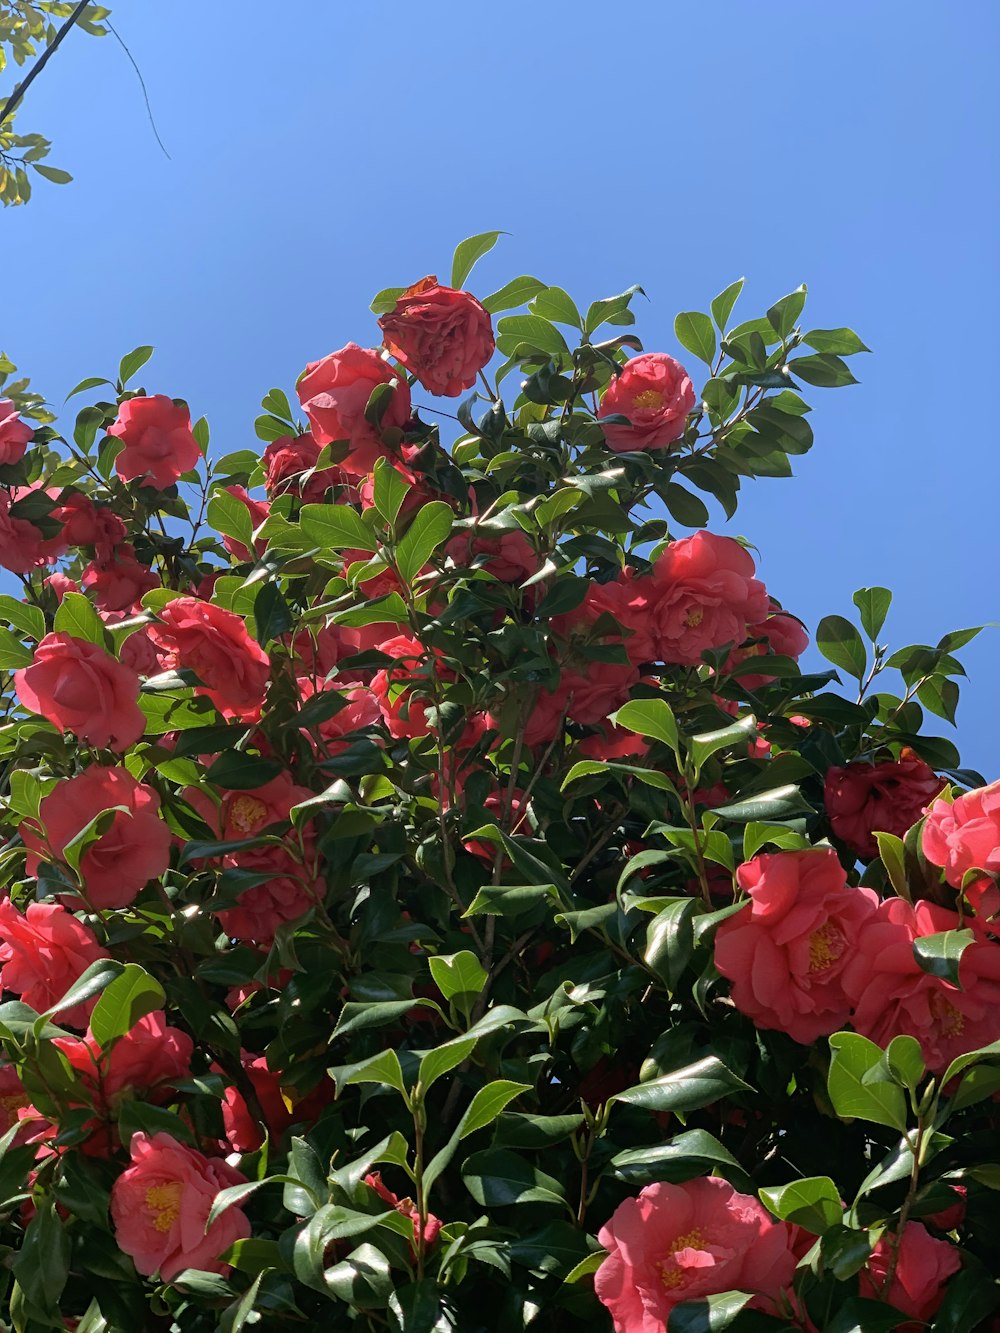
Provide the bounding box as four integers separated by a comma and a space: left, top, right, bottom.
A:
0, 233, 997, 1332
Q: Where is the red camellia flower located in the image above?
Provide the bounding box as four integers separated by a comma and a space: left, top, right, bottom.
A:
647, 531, 770, 666
595, 1177, 797, 1330
364, 1171, 443, 1247
598, 352, 696, 452
0, 488, 67, 575
262, 431, 353, 504
0, 399, 34, 463
0, 900, 109, 1027
108, 395, 201, 491
296, 343, 411, 475
14, 632, 145, 751
184, 771, 312, 843
714, 849, 878, 1044
378, 276, 495, 397
81, 542, 159, 612
445, 528, 537, 584
842, 897, 1000, 1072
148, 597, 270, 720
825, 748, 945, 860
215, 843, 323, 945
221, 1050, 333, 1153
371, 635, 435, 739
859, 1222, 961, 1324
21, 766, 170, 910
55, 1011, 193, 1109
923, 778, 1000, 889
110, 1131, 250, 1281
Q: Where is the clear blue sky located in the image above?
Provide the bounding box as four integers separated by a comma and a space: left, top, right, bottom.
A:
7, 2, 999, 776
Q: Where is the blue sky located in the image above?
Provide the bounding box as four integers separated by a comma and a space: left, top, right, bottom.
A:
6, 2, 999, 774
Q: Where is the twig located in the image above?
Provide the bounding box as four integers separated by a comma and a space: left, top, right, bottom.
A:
106, 21, 171, 159
0, 1, 91, 130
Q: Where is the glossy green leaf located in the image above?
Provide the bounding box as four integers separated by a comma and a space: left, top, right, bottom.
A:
816, 614, 867, 680
674, 312, 716, 365
451, 230, 504, 289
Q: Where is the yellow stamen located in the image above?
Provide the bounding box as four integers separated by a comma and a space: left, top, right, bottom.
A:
930, 990, 965, 1037
808, 922, 846, 973
633, 389, 665, 411
145, 1181, 182, 1233
684, 608, 704, 628
229, 795, 268, 834
659, 1227, 708, 1289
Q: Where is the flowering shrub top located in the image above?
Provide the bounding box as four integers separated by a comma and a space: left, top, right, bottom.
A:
0, 234, 996, 1331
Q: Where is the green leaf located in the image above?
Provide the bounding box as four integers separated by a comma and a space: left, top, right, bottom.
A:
766, 285, 807, 338
334, 999, 442, 1039
789, 353, 859, 387
482, 275, 546, 315
802, 328, 871, 355
461, 1148, 566, 1208
370, 286, 405, 315
118, 345, 154, 386
495, 315, 569, 359
874, 831, 909, 899
584, 285, 644, 335
33, 163, 73, 185
340, 1048, 407, 1095
207, 490, 254, 553
395, 500, 453, 583
459, 1080, 532, 1139
853, 587, 892, 642
885, 1035, 925, 1092
917, 675, 960, 725
417, 1036, 476, 1096
612, 1056, 751, 1113
664, 483, 710, 529
816, 615, 867, 680
12, 1196, 69, 1319
372, 456, 411, 526
827, 1297, 906, 1333
451, 231, 504, 289
45, 958, 124, 1022
299, 503, 376, 553
204, 751, 283, 790
609, 1129, 743, 1187
689, 714, 757, 773
644, 899, 696, 991
710, 785, 813, 823
428, 951, 486, 1004
53, 592, 106, 647
758, 1175, 842, 1235
929, 1257, 1000, 1333
529, 286, 582, 329
0, 594, 44, 641
674, 312, 717, 365
610, 698, 678, 751
711, 279, 744, 332
827, 1032, 908, 1130
912, 928, 974, 986
253, 582, 293, 646
89, 963, 166, 1047
0, 626, 33, 668
668, 1292, 752, 1333
66, 376, 113, 401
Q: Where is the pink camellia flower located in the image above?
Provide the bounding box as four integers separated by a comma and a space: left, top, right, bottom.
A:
296, 678, 383, 753
53, 493, 119, 549
219, 486, 269, 563
576, 723, 650, 761
220, 1050, 333, 1153
0, 398, 33, 463
262, 432, 353, 505
561, 659, 640, 729
859, 1222, 961, 1324
371, 635, 434, 739
14, 633, 145, 751
21, 766, 170, 910
184, 771, 312, 843
148, 597, 270, 720
714, 849, 879, 1044
594, 1177, 798, 1331
108, 395, 201, 491
598, 353, 696, 452
378, 276, 495, 398
924, 1184, 967, 1232
445, 529, 538, 584
296, 343, 411, 475
55, 1011, 193, 1108
110, 1131, 250, 1282
825, 748, 945, 860
0, 488, 67, 575
45, 572, 80, 601
364, 1171, 443, 1247
729, 607, 810, 689
0, 900, 109, 1027
81, 542, 159, 612
647, 532, 770, 667
842, 897, 1000, 1073
214, 843, 323, 945
923, 778, 1000, 891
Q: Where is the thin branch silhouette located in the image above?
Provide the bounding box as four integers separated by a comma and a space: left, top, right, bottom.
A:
107, 19, 170, 160
0, 0, 91, 129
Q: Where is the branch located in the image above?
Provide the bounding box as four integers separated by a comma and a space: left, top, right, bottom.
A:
0, 0, 91, 131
